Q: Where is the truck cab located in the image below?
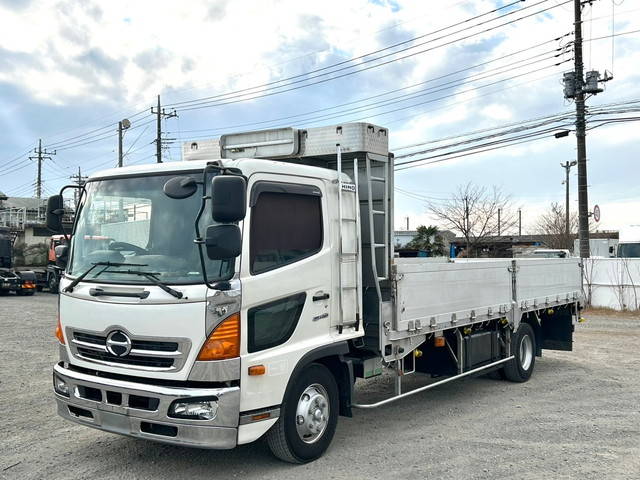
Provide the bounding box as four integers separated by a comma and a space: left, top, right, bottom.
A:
50, 149, 363, 460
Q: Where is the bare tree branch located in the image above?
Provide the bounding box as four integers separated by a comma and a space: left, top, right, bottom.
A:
428, 182, 518, 257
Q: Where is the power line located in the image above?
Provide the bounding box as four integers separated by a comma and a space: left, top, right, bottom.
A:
4, 1, 579, 163
395, 115, 575, 160
174, 0, 570, 112
393, 107, 640, 173
167, 0, 535, 109
181, 60, 570, 143
172, 41, 570, 137
394, 131, 562, 172
395, 124, 573, 170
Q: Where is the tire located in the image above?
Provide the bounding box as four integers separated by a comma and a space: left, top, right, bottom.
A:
503, 323, 536, 382
266, 363, 339, 463
48, 274, 59, 294
486, 368, 506, 380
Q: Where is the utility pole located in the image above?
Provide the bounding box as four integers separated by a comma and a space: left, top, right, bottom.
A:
497, 208, 501, 236
574, 0, 590, 258
563, 1, 611, 257
464, 196, 470, 254
118, 119, 131, 168
518, 209, 522, 237
69, 167, 87, 206
150, 95, 177, 163
29, 139, 56, 199
561, 160, 577, 238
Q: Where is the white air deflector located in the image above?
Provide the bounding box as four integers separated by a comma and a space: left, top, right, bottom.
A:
219, 127, 299, 159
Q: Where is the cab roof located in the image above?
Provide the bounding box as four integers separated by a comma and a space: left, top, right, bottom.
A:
90, 158, 345, 183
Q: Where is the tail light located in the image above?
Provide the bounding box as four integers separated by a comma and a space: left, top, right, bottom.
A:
197, 313, 240, 361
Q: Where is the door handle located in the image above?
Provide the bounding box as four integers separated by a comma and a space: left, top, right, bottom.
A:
312, 293, 330, 302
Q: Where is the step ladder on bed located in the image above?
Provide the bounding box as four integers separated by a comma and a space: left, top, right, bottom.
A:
364, 154, 390, 301
336, 145, 362, 332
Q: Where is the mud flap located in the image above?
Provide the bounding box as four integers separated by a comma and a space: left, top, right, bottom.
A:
540, 306, 574, 352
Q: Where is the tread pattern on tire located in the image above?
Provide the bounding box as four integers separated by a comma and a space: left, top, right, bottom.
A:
265, 417, 300, 463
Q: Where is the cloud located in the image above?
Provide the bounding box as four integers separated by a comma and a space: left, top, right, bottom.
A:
0, 0, 639, 235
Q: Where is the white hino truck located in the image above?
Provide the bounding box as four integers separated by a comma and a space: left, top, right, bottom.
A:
48, 123, 582, 463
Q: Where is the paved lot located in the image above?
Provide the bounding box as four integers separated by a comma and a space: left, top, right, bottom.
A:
1, 293, 639, 480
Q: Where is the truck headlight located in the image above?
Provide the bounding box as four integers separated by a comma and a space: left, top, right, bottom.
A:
169, 399, 218, 420
53, 374, 69, 397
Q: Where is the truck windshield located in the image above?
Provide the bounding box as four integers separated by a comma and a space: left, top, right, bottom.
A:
67, 172, 234, 285
618, 243, 640, 258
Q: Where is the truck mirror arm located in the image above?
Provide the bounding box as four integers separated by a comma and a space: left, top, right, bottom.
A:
52, 184, 87, 243
194, 164, 227, 290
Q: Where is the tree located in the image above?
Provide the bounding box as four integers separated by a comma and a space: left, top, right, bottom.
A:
428, 182, 518, 257
405, 225, 446, 256
534, 202, 595, 250
534, 202, 578, 249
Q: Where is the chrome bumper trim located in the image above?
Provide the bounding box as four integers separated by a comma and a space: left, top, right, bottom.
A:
53, 362, 240, 448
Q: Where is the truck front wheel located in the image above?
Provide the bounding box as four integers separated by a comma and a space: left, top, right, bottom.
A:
48, 274, 59, 294
266, 363, 339, 463
503, 323, 536, 382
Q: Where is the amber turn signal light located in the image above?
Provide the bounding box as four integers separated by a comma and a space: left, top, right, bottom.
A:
248, 365, 266, 376
55, 316, 65, 345
197, 313, 240, 361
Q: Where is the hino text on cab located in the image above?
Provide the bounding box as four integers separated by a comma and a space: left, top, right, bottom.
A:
48, 123, 583, 463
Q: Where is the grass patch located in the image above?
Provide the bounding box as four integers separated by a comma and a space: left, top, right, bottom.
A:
584, 306, 640, 317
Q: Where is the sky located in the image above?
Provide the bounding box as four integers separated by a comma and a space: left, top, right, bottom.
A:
1, 0, 639, 236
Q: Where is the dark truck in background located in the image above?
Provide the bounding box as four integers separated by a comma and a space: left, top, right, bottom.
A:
0, 226, 37, 296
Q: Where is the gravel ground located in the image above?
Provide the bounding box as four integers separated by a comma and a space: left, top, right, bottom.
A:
1, 293, 639, 480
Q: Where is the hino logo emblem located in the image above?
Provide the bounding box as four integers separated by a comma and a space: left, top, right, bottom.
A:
105, 330, 132, 357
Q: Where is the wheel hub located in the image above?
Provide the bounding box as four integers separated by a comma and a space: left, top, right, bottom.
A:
295, 384, 329, 444
519, 334, 533, 370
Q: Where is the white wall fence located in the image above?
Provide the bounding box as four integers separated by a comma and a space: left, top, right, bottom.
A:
583, 258, 640, 311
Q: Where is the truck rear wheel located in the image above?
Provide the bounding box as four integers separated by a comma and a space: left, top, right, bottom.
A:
266, 363, 338, 463
503, 323, 536, 382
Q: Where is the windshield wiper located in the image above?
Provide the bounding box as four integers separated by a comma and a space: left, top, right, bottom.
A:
64, 262, 148, 293
102, 269, 184, 299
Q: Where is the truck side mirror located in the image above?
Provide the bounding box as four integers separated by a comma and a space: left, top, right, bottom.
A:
205, 224, 242, 260
54, 244, 69, 268
211, 176, 246, 223
46, 195, 64, 232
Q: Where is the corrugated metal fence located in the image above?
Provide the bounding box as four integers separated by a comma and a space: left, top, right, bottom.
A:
583, 258, 640, 311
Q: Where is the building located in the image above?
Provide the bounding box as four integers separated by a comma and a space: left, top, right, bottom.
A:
0, 195, 74, 260
449, 231, 620, 258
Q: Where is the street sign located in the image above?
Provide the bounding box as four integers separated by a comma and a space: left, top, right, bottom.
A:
593, 204, 600, 222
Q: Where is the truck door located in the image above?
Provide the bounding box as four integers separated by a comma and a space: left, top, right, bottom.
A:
239, 174, 333, 413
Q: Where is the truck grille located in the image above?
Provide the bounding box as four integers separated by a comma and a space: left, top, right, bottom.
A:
68, 329, 191, 372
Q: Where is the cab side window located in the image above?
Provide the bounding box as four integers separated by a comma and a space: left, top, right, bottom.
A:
250, 185, 323, 274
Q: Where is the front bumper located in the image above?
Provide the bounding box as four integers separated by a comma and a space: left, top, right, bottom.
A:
53, 362, 240, 449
